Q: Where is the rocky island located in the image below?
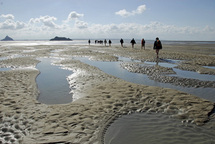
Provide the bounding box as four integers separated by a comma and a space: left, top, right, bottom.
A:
50, 36, 72, 41
1, 35, 14, 41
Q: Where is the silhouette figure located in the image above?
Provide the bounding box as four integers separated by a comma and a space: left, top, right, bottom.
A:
120, 38, 124, 47
104, 39, 107, 46
153, 37, 162, 58
141, 38, 145, 50
109, 40, 112, 46
130, 38, 136, 48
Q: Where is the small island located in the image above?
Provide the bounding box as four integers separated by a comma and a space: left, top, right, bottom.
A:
1, 36, 14, 41
50, 36, 72, 41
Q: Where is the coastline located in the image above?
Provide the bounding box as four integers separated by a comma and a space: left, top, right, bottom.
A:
0, 42, 215, 143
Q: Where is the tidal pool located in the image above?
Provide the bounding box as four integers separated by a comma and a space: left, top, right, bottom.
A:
171, 68, 215, 81
0, 67, 11, 71
143, 61, 177, 68
36, 58, 73, 104
77, 57, 215, 102
203, 66, 215, 70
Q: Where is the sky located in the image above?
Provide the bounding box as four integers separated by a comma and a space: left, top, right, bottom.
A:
0, 0, 215, 41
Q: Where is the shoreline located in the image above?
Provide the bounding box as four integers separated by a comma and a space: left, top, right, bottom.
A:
0, 42, 215, 143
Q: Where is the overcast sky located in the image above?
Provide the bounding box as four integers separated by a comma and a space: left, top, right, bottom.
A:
0, 0, 214, 41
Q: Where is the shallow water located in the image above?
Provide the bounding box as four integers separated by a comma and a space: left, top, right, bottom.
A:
36, 58, 73, 104
203, 66, 215, 70
143, 61, 177, 68
143, 61, 215, 81
172, 68, 215, 81
104, 113, 215, 144
0, 67, 11, 71
77, 57, 215, 102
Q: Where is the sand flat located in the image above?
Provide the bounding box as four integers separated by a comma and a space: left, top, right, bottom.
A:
0, 42, 215, 143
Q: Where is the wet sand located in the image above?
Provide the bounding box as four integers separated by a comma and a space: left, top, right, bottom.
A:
0, 42, 215, 143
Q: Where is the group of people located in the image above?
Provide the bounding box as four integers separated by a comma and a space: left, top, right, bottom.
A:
89, 37, 162, 58
89, 39, 112, 46
120, 37, 162, 58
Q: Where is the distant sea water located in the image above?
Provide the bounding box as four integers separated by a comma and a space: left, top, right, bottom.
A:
1, 39, 215, 47
68, 39, 215, 46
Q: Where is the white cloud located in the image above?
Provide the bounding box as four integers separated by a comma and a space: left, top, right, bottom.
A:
203, 25, 214, 33
134, 5, 147, 14
115, 9, 132, 17
29, 15, 59, 28
68, 11, 84, 20
86, 22, 215, 40
0, 12, 214, 41
115, 5, 146, 17
75, 20, 88, 29
0, 14, 14, 20
0, 19, 26, 30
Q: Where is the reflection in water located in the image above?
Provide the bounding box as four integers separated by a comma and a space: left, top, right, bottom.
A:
36, 58, 73, 104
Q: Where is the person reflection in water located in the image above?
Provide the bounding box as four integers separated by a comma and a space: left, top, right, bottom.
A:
153, 37, 162, 58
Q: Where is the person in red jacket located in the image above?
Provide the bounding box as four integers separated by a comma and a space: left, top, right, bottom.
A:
141, 38, 145, 50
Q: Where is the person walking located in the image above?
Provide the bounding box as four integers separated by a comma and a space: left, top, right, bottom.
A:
104, 39, 107, 46
130, 38, 136, 48
109, 40, 112, 47
141, 38, 145, 50
88, 39, 91, 45
153, 37, 162, 58
120, 38, 124, 47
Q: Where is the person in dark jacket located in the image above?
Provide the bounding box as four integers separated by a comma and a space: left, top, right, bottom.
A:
108, 40, 112, 47
104, 39, 107, 46
153, 37, 162, 58
120, 38, 124, 47
130, 38, 136, 48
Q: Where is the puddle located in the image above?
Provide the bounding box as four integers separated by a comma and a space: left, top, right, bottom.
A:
171, 68, 215, 81
0, 67, 11, 71
77, 57, 215, 102
104, 113, 215, 144
162, 58, 182, 64
0, 55, 25, 61
143, 61, 177, 68
36, 58, 73, 104
142, 58, 181, 68
118, 57, 141, 63
141, 61, 215, 81
0, 57, 8, 61
203, 66, 215, 70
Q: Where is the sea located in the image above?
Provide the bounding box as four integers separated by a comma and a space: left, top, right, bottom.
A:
1, 39, 215, 46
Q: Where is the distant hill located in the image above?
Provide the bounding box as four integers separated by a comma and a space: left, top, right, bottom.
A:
1, 36, 14, 41
50, 36, 72, 41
